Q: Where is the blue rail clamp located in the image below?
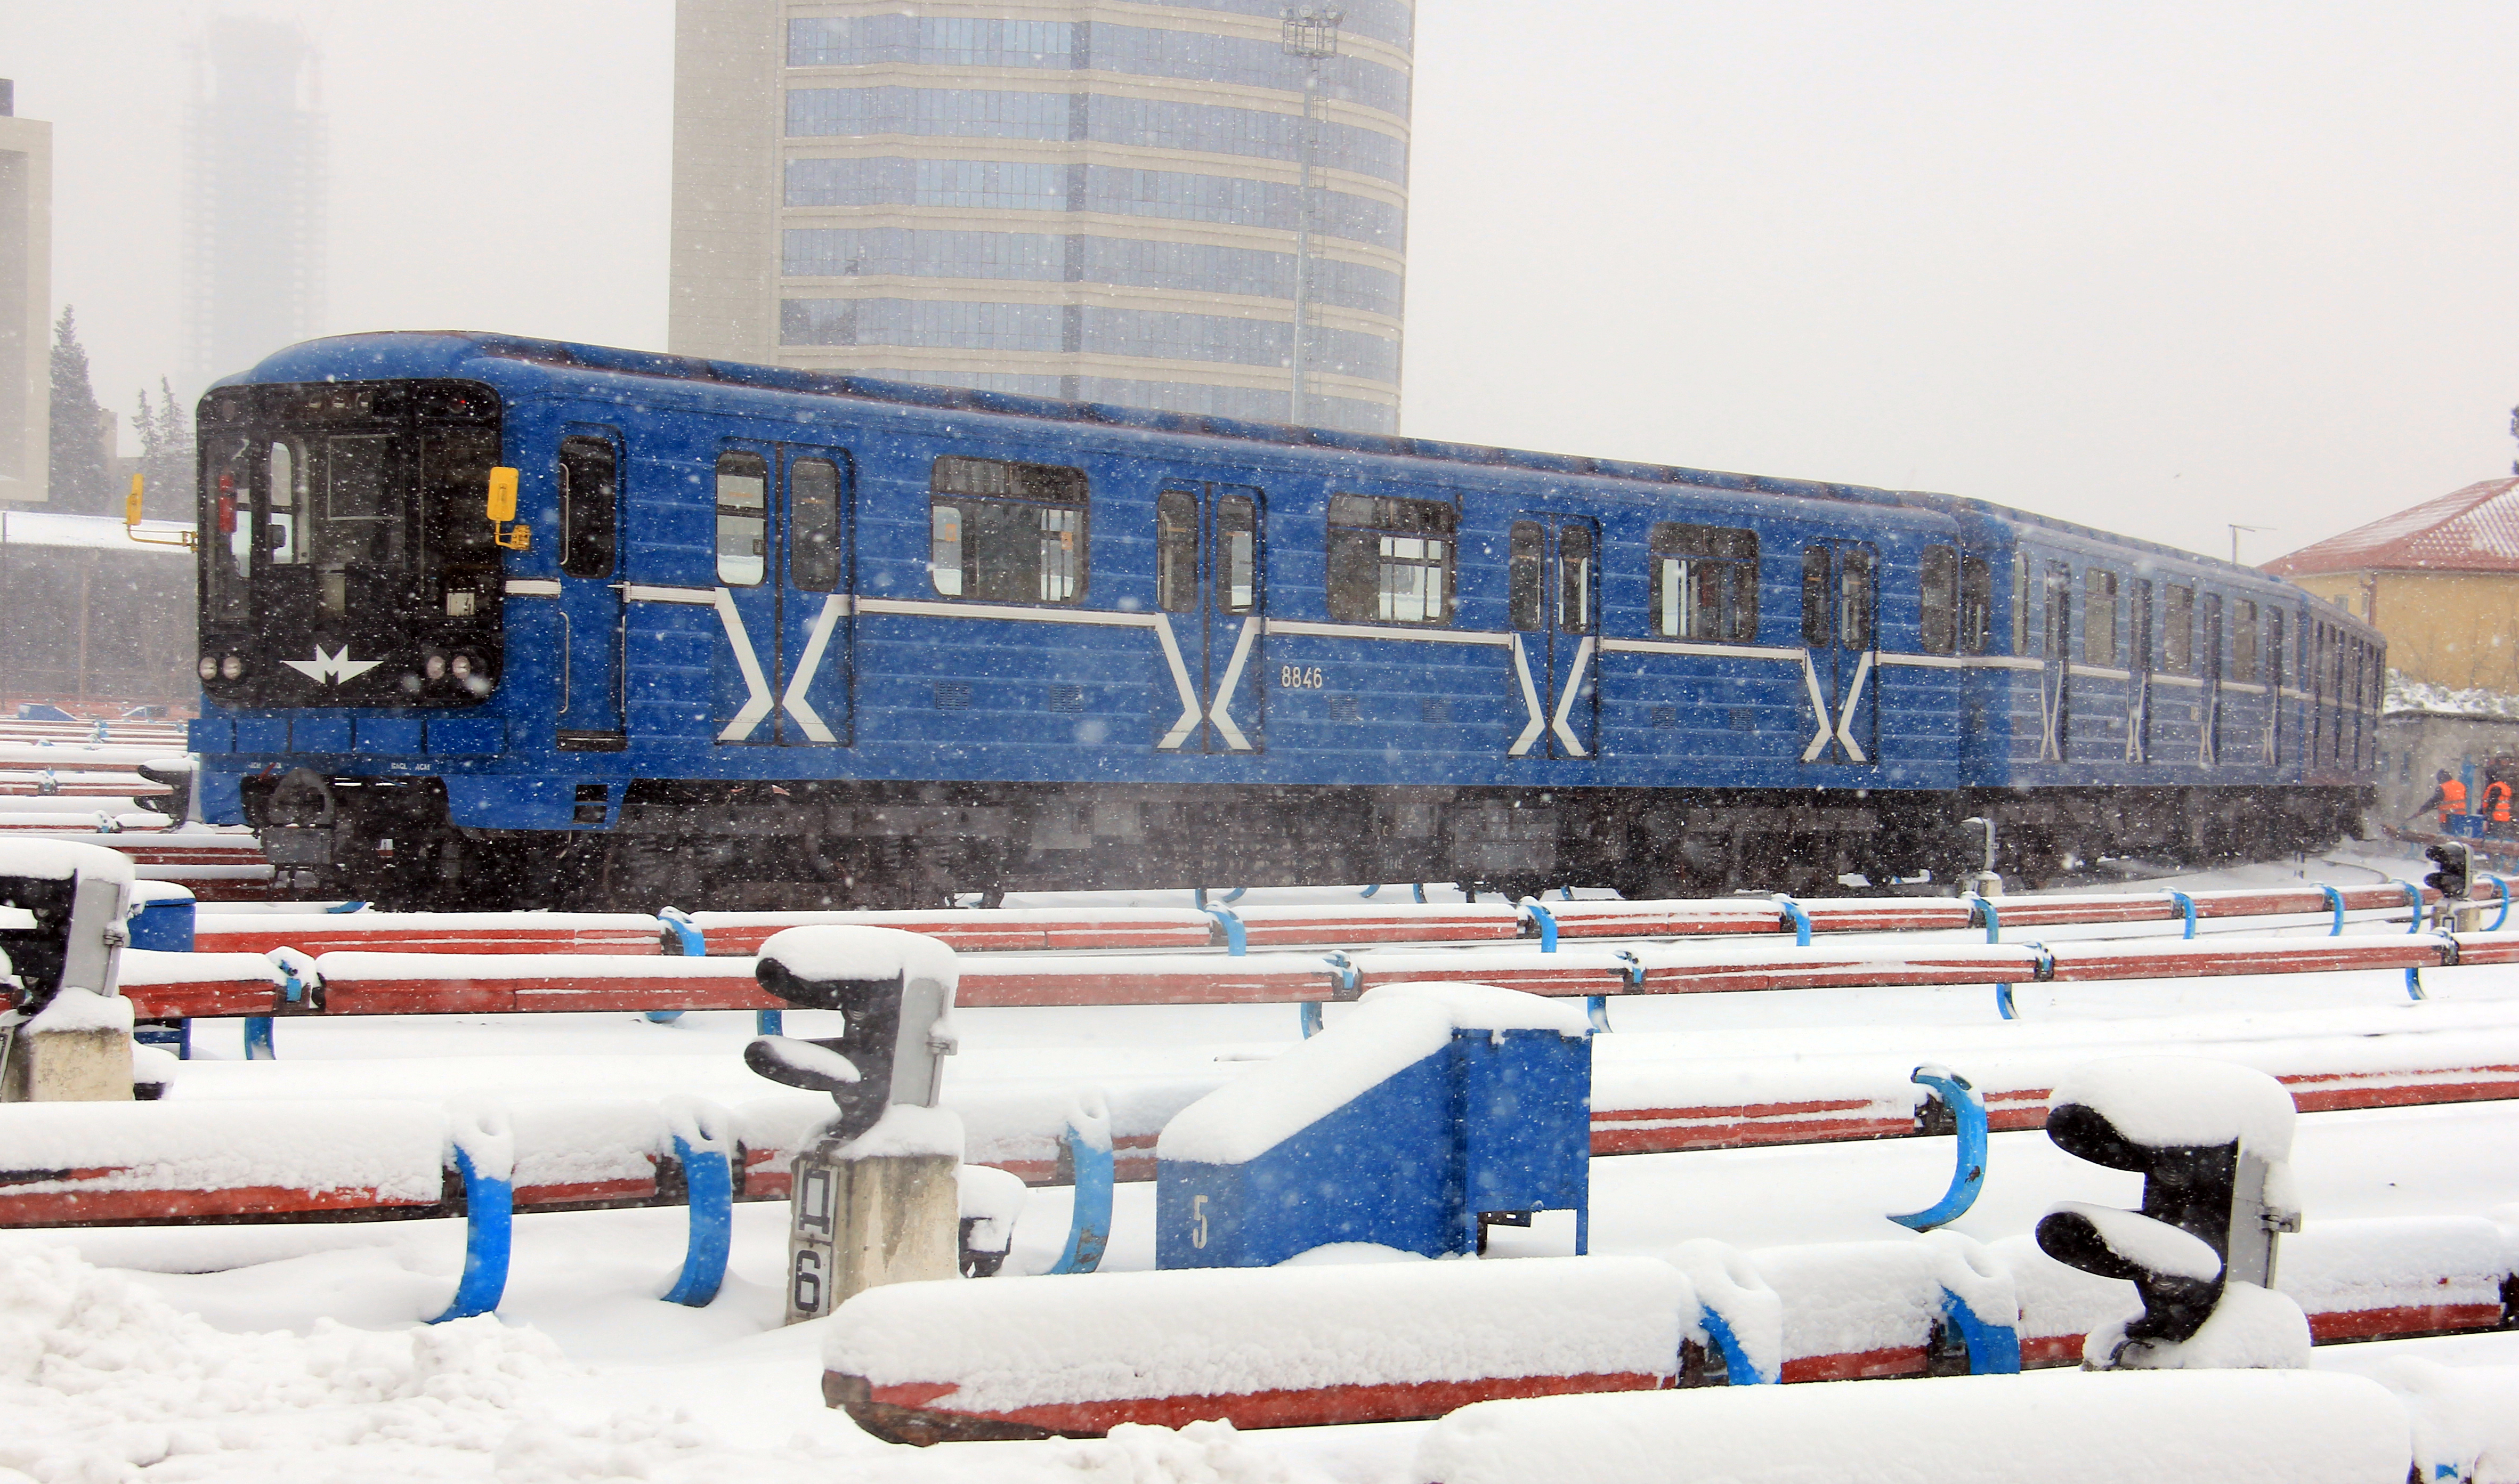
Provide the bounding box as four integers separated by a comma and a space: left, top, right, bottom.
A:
432, 1108, 516, 1323
1045, 1092, 1114, 1276
1773, 895, 1813, 947
651, 908, 709, 1026
2395, 880, 2426, 935
659, 1097, 735, 1307
1890, 1065, 1988, 1231
2319, 885, 2346, 937
1202, 904, 1246, 955
2167, 890, 2198, 939
1520, 898, 1559, 952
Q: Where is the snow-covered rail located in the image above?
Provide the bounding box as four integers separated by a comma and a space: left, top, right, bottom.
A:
123, 925, 2516, 1021
175, 880, 2465, 958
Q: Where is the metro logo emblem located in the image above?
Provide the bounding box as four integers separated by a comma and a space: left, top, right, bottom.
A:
281, 646, 384, 684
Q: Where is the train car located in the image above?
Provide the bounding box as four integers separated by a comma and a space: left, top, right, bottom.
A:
184, 333, 2379, 908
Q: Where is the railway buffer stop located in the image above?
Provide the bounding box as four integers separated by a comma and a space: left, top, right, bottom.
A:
744, 926, 963, 1321
1155, 982, 1594, 1268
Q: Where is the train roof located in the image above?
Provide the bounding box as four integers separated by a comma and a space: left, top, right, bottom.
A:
229, 330, 2321, 598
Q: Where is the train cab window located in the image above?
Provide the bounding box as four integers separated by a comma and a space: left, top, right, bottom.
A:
715, 451, 768, 587
2162, 585, 2195, 673
1157, 490, 1198, 612
929, 455, 1089, 603
204, 436, 253, 621
1327, 493, 1453, 625
1959, 554, 1992, 655
265, 439, 305, 566
1653, 523, 1757, 643
1919, 545, 1959, 655
2085, 571, 2118, 667
557, 436, 618, 580
2232, 601, 2258, 680
1217, 493, 1258, 614
789, 457, 842, 593
1509, 522, 1544, 631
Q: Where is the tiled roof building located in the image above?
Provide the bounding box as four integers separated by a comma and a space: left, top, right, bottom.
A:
2265, 479, 2519, 690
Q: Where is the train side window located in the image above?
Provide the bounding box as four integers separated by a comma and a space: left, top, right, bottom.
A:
789, 457, 842, 593
1655, 523, 1758, 643
715, 450, 768, 587
1156, 489, 1198, 613
1508, 522, 1544, 631
2232, 601, 2258, 680
2085, 570, 2118, 667
1919, 545, 1959, 655
1558, 523, 1595, 634
1326, 493, 1454, 625
2162, 584, 2194, 673
929, 455, 1089, 604
1959, 554, 1992, 655
1216, 492, 1258, 614
557, 436, 618, 579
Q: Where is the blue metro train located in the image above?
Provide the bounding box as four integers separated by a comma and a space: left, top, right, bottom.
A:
187, 333, 2382, 907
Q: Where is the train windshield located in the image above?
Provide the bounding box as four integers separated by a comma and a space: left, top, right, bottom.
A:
196, 378, 506, 708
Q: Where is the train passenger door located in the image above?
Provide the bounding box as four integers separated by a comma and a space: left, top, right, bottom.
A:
2199, 593, 2223, 766
1797, 540, 1878, 765
1506, 516, 1598, 759
1153, 483, 1265, 753
2126, 579, 2152, 764
554, 431, 626, 750
775, 449, 853, 747
2037, 561, 2071, 763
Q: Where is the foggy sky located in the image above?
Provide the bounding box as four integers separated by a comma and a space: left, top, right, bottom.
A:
9, 0, 2516, 564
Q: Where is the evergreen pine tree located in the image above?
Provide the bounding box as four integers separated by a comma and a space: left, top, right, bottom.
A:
134, 378, 194, 520
46, 306, 112, 515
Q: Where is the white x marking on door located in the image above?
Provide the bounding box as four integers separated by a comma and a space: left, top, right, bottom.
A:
714, 589, 776, 743
1154, 615, 1205, 751
1509, 634, 1549, 758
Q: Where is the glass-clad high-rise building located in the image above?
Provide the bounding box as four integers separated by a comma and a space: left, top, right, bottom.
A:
669, 0, 1411, 433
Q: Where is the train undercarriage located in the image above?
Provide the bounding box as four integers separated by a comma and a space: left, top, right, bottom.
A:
241, 769, 2373, 912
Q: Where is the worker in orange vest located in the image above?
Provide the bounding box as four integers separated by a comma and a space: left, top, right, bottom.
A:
2419, 769, 2468, 828
2484, 775, 2514, 834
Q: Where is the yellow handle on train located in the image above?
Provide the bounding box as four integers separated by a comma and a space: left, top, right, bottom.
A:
486, 466, 531, 552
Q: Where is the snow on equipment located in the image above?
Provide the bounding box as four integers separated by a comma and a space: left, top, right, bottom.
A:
748, 926, 965, 1323
1410, 1370, 2415, 1484
1, 839, 136, 1101
2034, 1057, 2307, 1370
1156, 983, 1592, 1267
821, 1254, 1696, 1443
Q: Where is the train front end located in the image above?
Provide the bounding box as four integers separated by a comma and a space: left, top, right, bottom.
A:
190, 370, 524, 900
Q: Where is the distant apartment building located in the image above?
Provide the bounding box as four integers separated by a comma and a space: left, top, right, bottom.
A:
669, 0, 1413, 433
183, 17, 326, 393
0, 79, 50, 505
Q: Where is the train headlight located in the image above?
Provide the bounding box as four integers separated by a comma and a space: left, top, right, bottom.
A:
424, 653, 447, 682
218, 654, 245, 680
450, 653, 473, 680
198, 656, 219, 681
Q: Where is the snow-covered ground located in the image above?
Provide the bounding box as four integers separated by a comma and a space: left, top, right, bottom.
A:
5, 843, 2517, 1482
